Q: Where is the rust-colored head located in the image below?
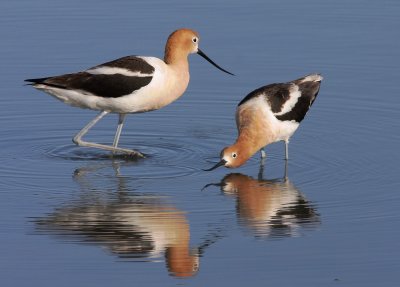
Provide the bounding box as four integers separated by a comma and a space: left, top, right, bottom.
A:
204, 143, 253, 170
164, 29, 200, 62
221, 145, 251, 168
164, 28, 234, 75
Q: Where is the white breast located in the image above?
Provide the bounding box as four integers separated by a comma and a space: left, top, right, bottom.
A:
110, 57, 189, 113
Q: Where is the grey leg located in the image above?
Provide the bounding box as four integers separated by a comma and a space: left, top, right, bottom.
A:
284, 140, 289, 160
258, 156, 266, 180
283, 159, 288, 181
113, 114, 126, 150
72, 111, 144, 158
73, 111, 108, 146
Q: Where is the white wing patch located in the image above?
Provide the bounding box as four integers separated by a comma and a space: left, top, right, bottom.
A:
273, 84, 301, 116
86, 66, 153, 77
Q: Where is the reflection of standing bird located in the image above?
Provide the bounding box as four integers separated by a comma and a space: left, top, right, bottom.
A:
206, 173, 320, 238
37, 163, 200, 279
35, 196, 199, 277
25, 28, 233, 157
205, 74, 322, 170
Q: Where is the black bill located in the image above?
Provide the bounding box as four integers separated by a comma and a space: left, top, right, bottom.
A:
197, 49, 234, 76
203, 159, 227, 171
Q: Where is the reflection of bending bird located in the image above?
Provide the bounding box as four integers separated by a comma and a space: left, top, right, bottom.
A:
204, 172, 320, 238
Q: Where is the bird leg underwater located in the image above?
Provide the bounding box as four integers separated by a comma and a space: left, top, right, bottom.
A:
72, 111, 145, 158
258, 156, 266, 180
283, 159, 288, 180
258, 155, 289, 181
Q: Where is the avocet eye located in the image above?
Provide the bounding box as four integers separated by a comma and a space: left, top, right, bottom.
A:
192, 37, 198, 43
232, 153, 237, 158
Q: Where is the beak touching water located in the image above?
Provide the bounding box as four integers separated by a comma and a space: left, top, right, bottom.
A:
203, 159, 227, 171
197, 49, 234, 76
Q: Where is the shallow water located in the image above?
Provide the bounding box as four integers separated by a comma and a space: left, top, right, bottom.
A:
1, 0, 400, 286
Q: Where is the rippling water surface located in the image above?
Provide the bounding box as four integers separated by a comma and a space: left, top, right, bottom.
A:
1, 0, 399, 286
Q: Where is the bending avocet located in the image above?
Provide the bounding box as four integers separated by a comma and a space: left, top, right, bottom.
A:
205, 74, 322, 170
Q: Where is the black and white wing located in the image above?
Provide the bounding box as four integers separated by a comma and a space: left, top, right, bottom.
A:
25, 56, 155, 98
239, 74, 322, 123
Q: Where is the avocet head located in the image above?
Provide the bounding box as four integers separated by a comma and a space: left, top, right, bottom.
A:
165, 29, 200, 54
165, 28, 234, 75
204, 145, 249, 171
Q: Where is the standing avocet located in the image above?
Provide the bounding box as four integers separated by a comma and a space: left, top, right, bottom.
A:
25, 28, 233, 157
205, 74, 322, 170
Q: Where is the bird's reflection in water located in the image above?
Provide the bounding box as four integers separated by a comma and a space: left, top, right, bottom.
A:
35, 161, 199, 278
205, 161, 320, 238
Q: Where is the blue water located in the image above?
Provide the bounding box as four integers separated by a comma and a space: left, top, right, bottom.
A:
1, 0, 400, 286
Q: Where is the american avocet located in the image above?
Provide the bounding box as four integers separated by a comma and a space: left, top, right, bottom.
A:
205, 74, 322, 170
25, 28, 233, 157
